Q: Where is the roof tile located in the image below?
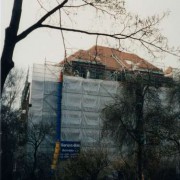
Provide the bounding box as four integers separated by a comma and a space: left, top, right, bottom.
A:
61, 45, 161, 72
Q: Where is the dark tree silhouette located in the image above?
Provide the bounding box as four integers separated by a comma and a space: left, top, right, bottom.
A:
58, 148, 109, 180
1, 69, 25, 180
102, 75, 167, 180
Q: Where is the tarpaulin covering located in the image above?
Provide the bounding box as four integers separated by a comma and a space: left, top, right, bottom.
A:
30, 64, 120, 155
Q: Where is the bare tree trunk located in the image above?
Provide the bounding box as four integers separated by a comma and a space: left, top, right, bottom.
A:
1, 29, 15, 93
31, 146, 38, 180
1, 0, 23, 93
137, 143, 143, 180
1, 2, 22, 173
135, 85, 144, 180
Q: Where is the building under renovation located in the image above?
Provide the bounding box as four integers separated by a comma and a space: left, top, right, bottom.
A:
29, 45, 176, 169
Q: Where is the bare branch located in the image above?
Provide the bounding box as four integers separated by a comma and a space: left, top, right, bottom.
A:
36, 0, 48, 12
16, 0, 69, 42
64, 3, 90, 8
37, 24, 180, 58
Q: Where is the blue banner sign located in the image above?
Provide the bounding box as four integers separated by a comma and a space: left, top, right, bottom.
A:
60, 141, 81, 160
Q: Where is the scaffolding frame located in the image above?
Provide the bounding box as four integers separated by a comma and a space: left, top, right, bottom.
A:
30, 60, 178, 171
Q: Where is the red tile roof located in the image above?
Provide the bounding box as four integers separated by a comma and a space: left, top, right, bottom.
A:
61, 45, 161, 72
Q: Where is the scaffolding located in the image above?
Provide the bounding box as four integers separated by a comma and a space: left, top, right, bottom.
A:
29, 59, 178, 171
30, 62, 121, 169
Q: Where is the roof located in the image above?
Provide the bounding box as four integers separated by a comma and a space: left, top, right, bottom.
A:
61, 45, 161, 72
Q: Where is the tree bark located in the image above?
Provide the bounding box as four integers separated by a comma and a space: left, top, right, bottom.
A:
135, 85, 144, 180
1, 28, 16, 93
32, 146, 38, 178
1, 0, 23, 93
137, 143, 143, 180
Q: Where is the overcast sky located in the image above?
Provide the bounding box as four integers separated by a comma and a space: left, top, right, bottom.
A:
1, 0, 180, 71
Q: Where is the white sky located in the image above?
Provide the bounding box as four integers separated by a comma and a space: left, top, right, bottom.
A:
1, 0, 180, 72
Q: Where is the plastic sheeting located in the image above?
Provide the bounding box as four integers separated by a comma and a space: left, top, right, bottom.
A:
30, 63, 119, 153
30, 64, 61, 124
61, 76, 119, 148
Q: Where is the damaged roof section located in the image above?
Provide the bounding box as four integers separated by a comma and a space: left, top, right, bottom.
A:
59, 45, 176, 86
62, 45, 161, 73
